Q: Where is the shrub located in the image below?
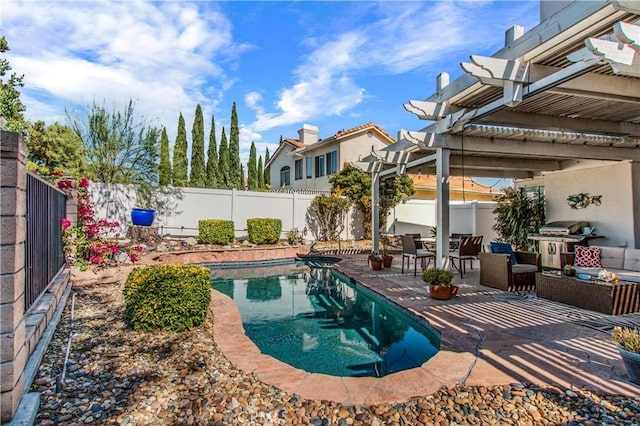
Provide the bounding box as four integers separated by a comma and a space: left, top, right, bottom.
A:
612, 326, 640, 354
199, 219, 234, 244
123, 265, 211, 332
247, 218, 282, 244
421, 268, 455, 286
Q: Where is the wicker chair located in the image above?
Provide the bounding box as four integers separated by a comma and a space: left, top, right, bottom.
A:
479, 250, 541, 292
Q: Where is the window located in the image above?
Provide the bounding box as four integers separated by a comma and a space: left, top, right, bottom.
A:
315, 154, 325, 177
327, 150, 338, 175
280, 166, 290, 187
306, 157, 313, 178
294, 159, 303, 180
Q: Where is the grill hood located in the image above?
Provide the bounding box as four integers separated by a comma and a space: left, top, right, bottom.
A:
540, 220, 590, 236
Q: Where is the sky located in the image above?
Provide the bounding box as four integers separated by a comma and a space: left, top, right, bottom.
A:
1, 0, 540, 187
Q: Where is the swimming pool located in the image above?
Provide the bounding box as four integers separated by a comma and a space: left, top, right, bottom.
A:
210, 259, 440, 377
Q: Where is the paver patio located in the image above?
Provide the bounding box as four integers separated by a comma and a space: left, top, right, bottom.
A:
212, 255, 640, 405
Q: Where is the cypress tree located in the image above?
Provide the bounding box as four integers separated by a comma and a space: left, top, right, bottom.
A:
241, 164, 245, 190
172, 113, 188, 187
247, 141, 257, 190
218, 127, 230, 189
264, 147, 271, 187
205, 114, 218, 188
189, 104, 206, 187
229, 102, 241, 188
257, 155, 264, 189
158, 127, 172, 186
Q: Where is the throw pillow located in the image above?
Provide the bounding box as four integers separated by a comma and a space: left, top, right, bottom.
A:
490, 242, 517, 265
574, 246, 602, 268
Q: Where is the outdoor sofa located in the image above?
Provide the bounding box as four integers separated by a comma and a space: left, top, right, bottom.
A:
561, 245, 640, 283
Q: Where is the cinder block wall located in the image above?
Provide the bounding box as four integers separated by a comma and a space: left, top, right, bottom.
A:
0, 131, 28, 421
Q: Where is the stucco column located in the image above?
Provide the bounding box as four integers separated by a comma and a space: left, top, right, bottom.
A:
436, 147, 450, 269
0, 131, 28, 422
371, 170, 380, 254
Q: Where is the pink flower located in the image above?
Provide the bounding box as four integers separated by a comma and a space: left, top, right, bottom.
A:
79, 177, 90, 188
61, 218, 72, 231
111, 246, 120, 254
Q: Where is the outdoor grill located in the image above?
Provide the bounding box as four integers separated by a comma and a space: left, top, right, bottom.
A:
528, 221, 603, 269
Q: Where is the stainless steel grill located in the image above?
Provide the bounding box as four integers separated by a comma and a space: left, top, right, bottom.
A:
528, 221, 601, 269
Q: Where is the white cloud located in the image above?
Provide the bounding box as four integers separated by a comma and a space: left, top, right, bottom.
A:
3, 0, 238, 139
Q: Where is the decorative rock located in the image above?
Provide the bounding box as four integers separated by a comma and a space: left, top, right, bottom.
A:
185, 237, 198, 247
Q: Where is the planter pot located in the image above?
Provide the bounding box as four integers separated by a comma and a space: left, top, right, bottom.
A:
131, 208, 156, 226
382, 255, 393, 268
429, 284, 458, 300
370, 259, 383, 271
617, 347, 640, 384
563, 269, 576, 277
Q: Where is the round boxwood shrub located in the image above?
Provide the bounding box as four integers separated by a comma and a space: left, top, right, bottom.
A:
123, 265, 211, 332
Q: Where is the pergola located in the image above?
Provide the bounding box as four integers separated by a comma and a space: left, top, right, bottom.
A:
363, 0, 640, 268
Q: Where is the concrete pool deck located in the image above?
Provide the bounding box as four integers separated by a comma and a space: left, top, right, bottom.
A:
210, 255, 640, 405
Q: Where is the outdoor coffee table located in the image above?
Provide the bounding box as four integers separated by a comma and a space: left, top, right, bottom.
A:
535, 272, 640, 315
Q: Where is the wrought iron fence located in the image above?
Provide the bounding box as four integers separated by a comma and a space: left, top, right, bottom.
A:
25, 173, 66, 311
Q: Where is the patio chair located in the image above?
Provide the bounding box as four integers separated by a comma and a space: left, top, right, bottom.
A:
400, 235, 435, 276
405, 233, 425, 249
448, 235, 483, 278
479, 243, 541, 292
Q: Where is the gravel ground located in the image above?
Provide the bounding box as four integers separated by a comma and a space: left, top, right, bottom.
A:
32, 279, 640, 426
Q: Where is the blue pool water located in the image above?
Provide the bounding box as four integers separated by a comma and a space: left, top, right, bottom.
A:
210, 260, 440, 377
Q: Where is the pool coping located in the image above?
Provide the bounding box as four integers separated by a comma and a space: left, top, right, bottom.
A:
211, 289, 479, 405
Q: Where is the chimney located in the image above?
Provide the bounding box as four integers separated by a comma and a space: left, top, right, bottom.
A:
298, 124, 319, 145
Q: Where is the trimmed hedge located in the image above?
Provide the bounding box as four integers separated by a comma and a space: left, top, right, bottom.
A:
123, 265, 211, 332
247, 218, 282, 245
199, 219, 234, 244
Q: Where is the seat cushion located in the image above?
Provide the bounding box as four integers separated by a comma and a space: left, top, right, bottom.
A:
512, 264, 537, 274
623, 249, 640, 272
490, 242, 517, 265
574, 246, 601, 267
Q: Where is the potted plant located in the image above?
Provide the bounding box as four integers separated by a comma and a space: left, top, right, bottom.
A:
131, 184, 157, 226
287, 228, 299, 245
562, 264, 576, 277
612, 326, 640, 384
381, 233, 393, 268
368, 253, 384, 271
422, 267, 457, 300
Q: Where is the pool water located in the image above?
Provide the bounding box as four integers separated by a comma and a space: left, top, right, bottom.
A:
210, 260, 440, 377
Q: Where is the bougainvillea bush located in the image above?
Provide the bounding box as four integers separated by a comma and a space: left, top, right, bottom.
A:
55, 174, 143, 269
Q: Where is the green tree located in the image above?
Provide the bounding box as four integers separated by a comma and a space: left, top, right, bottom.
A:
263, 147, 271, 187
0, 36, 26, 133
26, 121, 85, 178
257, 155, 264, 189
189, 104, 206, 187
172, 113, 188, 187
218, 127, 230, 189
247, 141, 257, 190
330, 164, 372, 237
228, 102, 242, 188
310, 193, 351, 242
380, 174, 415, 230
158, 127, 171, 186
69, 99, 159, 185
240, 164, 245, 190
205, 115, 218, 188
493, 187, 545, 251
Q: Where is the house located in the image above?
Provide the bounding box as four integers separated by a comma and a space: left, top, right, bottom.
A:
411, 174, 503, 202
265, 123, 395, 191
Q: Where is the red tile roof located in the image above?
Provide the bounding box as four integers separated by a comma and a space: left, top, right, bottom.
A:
283, 137, 305, 148
333, 122, 395, 142
411, 174, 504, 194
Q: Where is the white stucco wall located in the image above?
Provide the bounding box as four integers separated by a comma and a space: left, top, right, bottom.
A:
544, 161, 636, 248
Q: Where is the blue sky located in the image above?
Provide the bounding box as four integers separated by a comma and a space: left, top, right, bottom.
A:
2, 0, 539, 186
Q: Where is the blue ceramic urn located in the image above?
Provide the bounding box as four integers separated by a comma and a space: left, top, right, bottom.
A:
131, 208, 156, 226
